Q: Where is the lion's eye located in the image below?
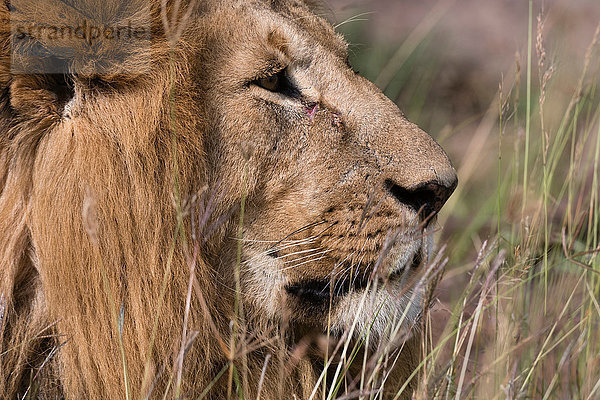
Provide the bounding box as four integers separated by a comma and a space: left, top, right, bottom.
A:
254, 70, 286, 93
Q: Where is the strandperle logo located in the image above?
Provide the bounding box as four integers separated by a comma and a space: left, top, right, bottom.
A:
9, 0, 151, 75
14, 20, 149, 46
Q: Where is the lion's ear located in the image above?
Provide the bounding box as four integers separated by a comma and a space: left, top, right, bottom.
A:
7, 73, 75, 120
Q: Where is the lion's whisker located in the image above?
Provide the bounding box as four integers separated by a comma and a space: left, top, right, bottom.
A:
269, 220, 328, 247
268, 221, 337, 252
278, 247, 326, 260
281, 248, 335, 267
266, 237, 319, 252
350, 254, 368, 289
259, 231, 340, 257
281, 249, 334, 267
235, 238, 280, 244
333, 12, 375, 29
279, 255, 331, 272
251, 239, 318, 260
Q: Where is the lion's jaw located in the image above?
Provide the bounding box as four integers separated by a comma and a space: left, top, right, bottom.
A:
243, 225, 435, 343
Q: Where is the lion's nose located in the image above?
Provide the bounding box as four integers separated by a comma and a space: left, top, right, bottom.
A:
385, 176, 457, 220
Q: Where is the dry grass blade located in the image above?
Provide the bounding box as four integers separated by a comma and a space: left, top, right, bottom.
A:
255, 353, 271, 400
454, 251, 505, 399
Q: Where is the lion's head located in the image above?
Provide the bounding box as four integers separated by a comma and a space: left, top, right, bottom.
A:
0, 0, 456, 398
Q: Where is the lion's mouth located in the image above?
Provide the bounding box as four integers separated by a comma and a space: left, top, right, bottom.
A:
284, 251, 423, 305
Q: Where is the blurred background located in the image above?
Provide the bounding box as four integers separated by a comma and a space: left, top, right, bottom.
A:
327, 0, 598, 126
323, 1, 600, 397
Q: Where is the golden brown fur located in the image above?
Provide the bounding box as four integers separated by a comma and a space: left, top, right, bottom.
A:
0, 0, 456, 398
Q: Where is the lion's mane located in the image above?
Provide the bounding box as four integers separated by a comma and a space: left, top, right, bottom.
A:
0, 1, 292, 398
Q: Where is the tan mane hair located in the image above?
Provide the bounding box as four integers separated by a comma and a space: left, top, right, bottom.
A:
0, 1, 239, 397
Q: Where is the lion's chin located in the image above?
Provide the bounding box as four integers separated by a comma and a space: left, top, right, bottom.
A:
281, 279, 423, 353
282, 250, 425, 346
328, 279, 423, 347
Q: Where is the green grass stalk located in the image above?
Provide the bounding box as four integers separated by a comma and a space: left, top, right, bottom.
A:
522, 0, 533, 228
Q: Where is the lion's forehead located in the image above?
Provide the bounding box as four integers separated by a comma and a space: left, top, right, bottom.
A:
217, 0, 348, 63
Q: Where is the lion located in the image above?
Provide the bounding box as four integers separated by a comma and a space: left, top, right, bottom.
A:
0, 0, 457, 398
